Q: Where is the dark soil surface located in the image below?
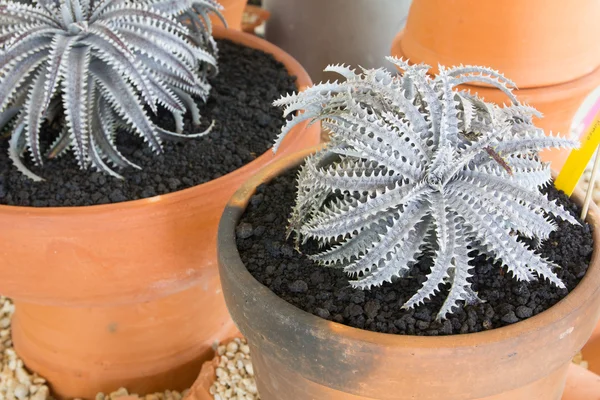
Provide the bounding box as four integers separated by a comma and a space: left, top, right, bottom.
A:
236, 167, 594, 336
0, 39, 296, 207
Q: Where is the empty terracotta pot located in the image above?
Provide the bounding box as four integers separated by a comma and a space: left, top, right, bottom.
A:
391, 37, 600, 172
209, 0, 248, 31
390, 0, 600, 171
0, 27, 320, 399
217, 146, 600, 400
395, 0, 600, 88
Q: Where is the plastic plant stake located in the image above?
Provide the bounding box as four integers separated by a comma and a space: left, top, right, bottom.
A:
581, 146, 600, 220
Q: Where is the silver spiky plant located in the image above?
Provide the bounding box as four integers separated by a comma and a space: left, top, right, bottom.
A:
274, 58, 580, 320
0, 0, 223, 180
146, 0, 226, 55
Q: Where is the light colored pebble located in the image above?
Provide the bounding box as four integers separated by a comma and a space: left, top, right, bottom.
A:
13, 384, 27, 400
572, 351, 589, 369
0, 297, 51, 400
226, 342, 239, 354
210, 338, 260, 400
31, 386, 49, 400
94, 387, 190, 400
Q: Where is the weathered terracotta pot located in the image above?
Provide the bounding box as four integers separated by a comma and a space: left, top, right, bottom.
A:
0, 27, 320, 399
390, 0, 600, 171
217, 146, 600, 400
185, 344, 600, 400
394, 0, 600, 88
209, 0, 248, 31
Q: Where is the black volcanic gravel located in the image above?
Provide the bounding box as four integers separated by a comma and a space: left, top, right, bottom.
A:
0, 39, 297, 207
235, 167, 594, 336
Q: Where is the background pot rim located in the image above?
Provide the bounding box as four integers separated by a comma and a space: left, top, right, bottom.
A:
391, 29, 600, 96
0, 26, 312, 216
218, 145, 600, 347
396, 0, 600, 89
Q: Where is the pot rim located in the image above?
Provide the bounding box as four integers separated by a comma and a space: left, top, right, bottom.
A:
391, 29, 600, 96
0, 26, 312, 216
395, 0, 600, 89
218, 144, 600, 348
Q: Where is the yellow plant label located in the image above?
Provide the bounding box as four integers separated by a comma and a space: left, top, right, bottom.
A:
554, 116, 600, 196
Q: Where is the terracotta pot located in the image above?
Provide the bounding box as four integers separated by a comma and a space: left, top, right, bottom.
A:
183, 333, 244, 400
184, 358, 219, 400
391, 33, 600, 171
217, 146, 600, 400
0, 27, 320, 399
563, 363, 600, 400
185, 344, 600, 400
395, 0, 600, 89
581, 320, 600, 376
209, 0, 248, 31
242, 5, 270, 34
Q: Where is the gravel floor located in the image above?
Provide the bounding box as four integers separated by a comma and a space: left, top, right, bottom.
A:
210, 338, 259, 400
0, 297, 50, 400
94, 388, 189, 400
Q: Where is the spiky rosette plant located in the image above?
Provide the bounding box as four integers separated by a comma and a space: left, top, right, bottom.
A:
146, 0, 225, 56
0, 0, 223, 180
273, 58, 580, 320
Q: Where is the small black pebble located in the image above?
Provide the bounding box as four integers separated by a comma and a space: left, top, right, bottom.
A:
440, 319, 453, 335
288, 280, 308, 294
315, 308, 330, 319
515, 306, 533, 319
250, 193, 264, 207
501, 311, 520, 324
364, 300, 381, 319
265, 265, 276, 275
236, 222, 254, 239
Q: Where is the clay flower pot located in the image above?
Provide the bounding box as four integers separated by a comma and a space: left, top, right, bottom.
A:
0, 27, 320, 399
564, 363, 600, 400
394, 0, 600, 88
390, 0, 600, 170
209, 0, 248, 31
217, 146, 600, 400
184, 357, 219, 400
242, 5, 270, 34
